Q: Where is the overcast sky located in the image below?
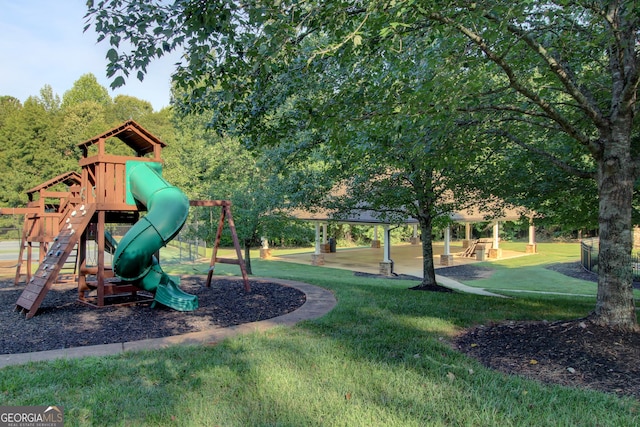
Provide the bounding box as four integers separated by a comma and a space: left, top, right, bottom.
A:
0, 0, 180, 111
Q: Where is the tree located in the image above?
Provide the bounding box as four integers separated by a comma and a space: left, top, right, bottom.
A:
106, 95, 154, 124
61, 73, 112, 110
35, 85, 61, 115
0, 96, 22, 131
240, 33, 497, 288
421, 2, 640, 330
164, 111, 298, 274
0, 96, 60, 205
86, 1, 640, 330
56, 100, 109, 163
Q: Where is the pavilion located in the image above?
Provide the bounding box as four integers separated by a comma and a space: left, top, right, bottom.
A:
279, 203, 536, 276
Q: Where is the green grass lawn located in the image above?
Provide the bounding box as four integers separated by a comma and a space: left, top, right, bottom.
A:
461, 242, 602, 296
1, 243, 639, 426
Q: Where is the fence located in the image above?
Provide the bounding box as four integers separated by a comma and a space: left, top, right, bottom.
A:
0, 227, 21, 240
169, 234, 207, 262
106, 225, 206, 263
580, 238, 598, 275
581, 238, 640, 281
0, 224, 207, 264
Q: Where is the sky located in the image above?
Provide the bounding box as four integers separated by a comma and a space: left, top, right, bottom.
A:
0, 1, 181, 111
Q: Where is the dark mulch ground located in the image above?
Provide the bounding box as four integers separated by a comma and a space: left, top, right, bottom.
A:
0, 276, 305, 355
455, 317, 640, 399
440, 262, 640, 400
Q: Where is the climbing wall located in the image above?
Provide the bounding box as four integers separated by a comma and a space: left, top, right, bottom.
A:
15, 204, 96, 319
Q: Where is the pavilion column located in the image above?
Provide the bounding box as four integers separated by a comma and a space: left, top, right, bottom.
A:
489, 222, 503, 259
462, 223, 472, 249
372, 225, 381, 248
527, 220, 537, 254
379, 225, 393, 276
259, 236, 272, 259
320, 223, 330, 253
440, 225, 454, 266
312, 222, 325, 265
410, 223, 419, 245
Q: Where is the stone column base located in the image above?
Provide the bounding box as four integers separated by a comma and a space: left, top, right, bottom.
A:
489, 248, 503, 259
379, 261, 393, 276
410, 237, 420, 245
462, 239, 472, 249
260, 248, 272, 259
371, 240, 381, 248
526, 244, 537, 254
311, 254, 325, 266
440, 254, 454, 266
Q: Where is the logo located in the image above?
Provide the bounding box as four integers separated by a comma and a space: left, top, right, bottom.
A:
0, 406, 64, 427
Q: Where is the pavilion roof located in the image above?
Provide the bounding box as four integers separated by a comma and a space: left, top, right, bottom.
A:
290, 202, 528, 225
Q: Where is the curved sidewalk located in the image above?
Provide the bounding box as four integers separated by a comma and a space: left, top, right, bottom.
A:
436, 275, 508, 298
0, 277, 336, 368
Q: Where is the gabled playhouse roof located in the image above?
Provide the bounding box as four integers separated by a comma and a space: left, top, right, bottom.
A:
25, 171, 82, 202
77, 120, 166, 158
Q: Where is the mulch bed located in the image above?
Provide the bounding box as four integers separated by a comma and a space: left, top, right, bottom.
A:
0, 276, 305, 355
359, 263, 639, 398
441, 262, 640, 400
455, 318, 640, 400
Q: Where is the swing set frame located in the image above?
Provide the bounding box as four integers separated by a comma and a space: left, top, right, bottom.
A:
190, 200, 250, 292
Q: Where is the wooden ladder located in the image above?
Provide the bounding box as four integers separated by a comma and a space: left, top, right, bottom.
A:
15, 204, 96, 319
13, 214, 38, 285
57, 245, 78, 282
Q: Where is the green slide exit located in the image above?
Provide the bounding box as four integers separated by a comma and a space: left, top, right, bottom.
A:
113, 161, 198, 311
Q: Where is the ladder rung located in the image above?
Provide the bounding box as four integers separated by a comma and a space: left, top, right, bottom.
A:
215, 257, 240, 265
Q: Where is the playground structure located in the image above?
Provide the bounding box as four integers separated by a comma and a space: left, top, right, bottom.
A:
4, 120, 248, 319
0, 171, 82, 284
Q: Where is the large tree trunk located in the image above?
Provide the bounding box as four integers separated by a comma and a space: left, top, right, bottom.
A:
244, 239, 253, 275
419, 216, 437, 287
592, 132, 638, 331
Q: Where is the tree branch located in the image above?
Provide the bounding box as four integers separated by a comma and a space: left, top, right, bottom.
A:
427, 11, 602, 157
484, 13, 609, 131
487, 129, 596, 179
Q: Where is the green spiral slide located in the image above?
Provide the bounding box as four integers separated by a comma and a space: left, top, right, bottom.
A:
112, 161, 198, 311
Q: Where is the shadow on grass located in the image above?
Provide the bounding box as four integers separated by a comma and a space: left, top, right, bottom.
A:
1, 259, 637, 425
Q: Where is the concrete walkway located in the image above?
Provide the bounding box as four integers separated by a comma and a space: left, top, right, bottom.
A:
435, 275, 508, 298
0, 277, 337, 368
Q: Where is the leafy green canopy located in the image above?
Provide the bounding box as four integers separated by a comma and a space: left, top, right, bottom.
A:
85, 1, 626, 227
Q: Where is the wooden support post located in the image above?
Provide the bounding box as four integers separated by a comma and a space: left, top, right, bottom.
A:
190, 200, 250, 292
96, 210, 106, 306
77, 221, 88, 300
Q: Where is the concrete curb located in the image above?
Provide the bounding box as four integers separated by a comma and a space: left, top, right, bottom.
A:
0, 277, 337, 368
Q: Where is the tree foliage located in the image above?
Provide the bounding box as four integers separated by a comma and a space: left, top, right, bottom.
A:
61, 73, 112, 110
164, 110, 310, 272
87, 1, 640, 328
0, 75, 172, 206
